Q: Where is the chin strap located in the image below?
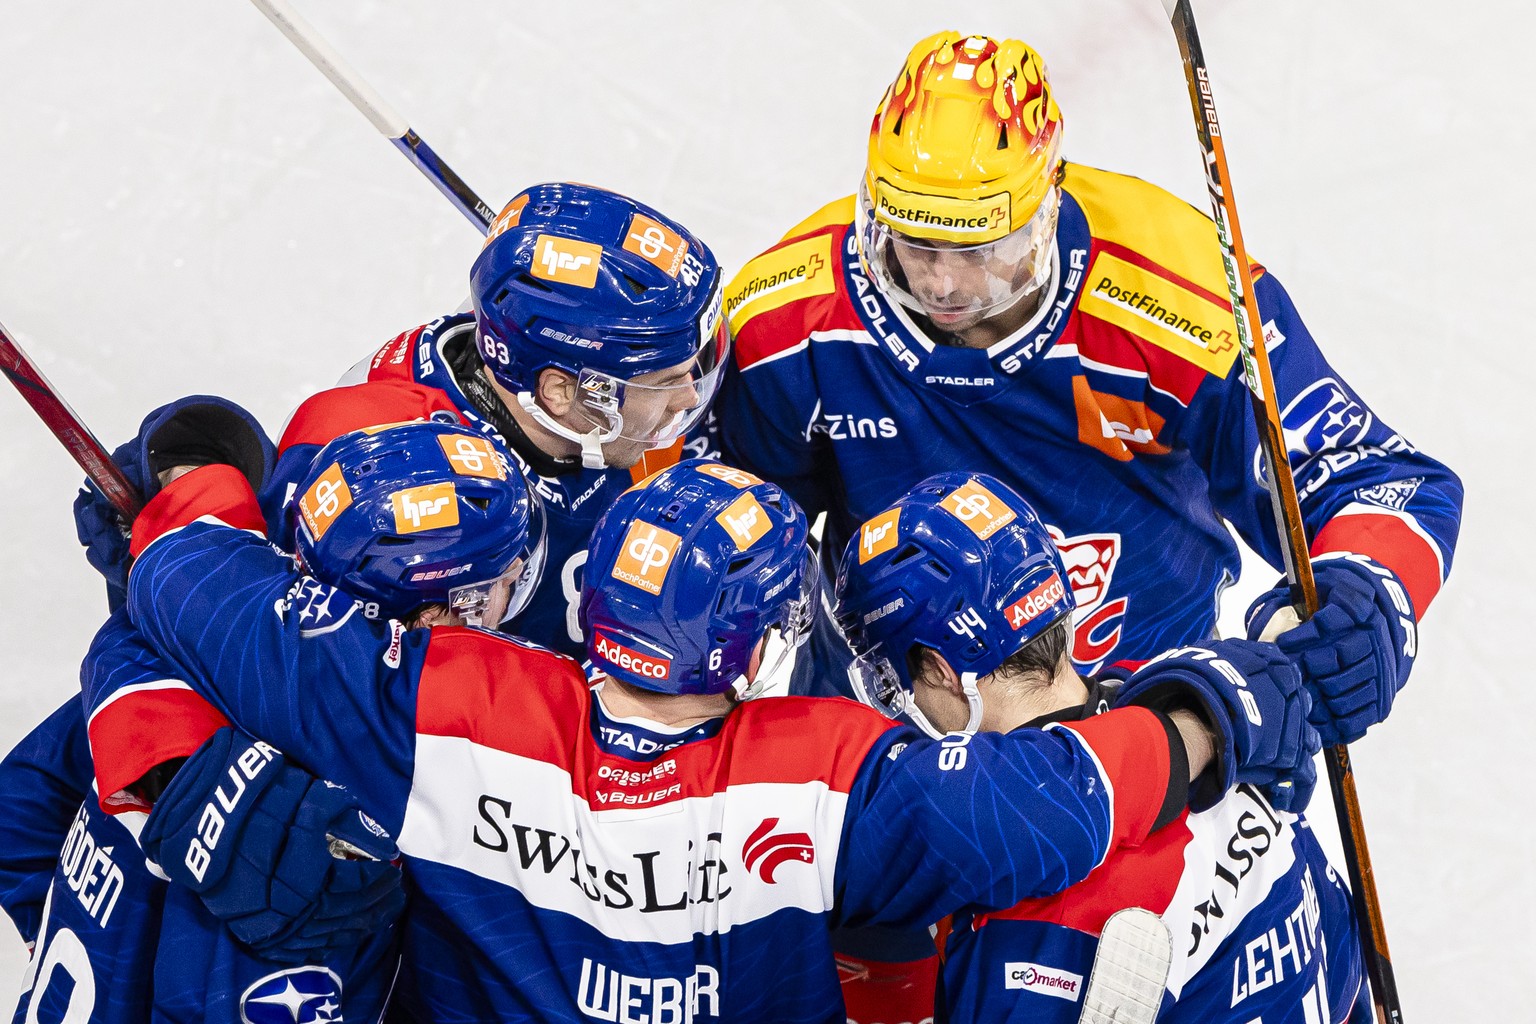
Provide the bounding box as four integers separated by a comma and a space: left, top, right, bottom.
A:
905, 671, 987, 740
515, 392, 621, 470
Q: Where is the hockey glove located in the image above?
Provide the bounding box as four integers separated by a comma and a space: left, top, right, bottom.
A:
141, 727, 405, 963
1245, 553, 1417, 746
1114, 639, 1319, 812
73, 396, 273, 611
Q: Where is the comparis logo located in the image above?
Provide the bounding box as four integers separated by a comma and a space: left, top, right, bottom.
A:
391, 483, 459, 533
742, 818, 815, 883
1005, 574, 1066, 631
612, 520, 682, 595
940, 479, 1017, 540
593, 630, 671, 682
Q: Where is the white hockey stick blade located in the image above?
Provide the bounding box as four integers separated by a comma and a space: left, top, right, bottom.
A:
1077, 908, 1173, 1024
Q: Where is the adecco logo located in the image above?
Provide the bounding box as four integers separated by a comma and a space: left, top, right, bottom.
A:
1004, 573, 1066, 631
1003, 961, 1082, 1001
592, 629, 671, 682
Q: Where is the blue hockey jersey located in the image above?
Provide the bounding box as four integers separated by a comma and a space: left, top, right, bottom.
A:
121, 464, 1194, 1024
14, 613, 399, 1024
716, 165, 1463, 676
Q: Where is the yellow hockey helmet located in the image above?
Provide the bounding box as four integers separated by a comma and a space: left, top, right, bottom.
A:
864, 32, 1064, 244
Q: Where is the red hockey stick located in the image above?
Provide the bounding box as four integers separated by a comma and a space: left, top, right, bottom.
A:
0, 319, 142, 517
1159, 2, 1402, 1021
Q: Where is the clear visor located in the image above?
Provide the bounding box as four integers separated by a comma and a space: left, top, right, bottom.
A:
450, 491, 549, 629
573, 303, 732, 448
856, 180, 1059, 326
739, 550, 818, 700
846, 650, 915, 721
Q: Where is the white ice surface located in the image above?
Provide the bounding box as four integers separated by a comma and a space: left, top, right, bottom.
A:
2, 1, 1530, 1018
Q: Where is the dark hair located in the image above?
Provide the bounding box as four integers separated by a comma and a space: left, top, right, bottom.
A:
906, 617, 1070, 688
990, 617, 1070, 688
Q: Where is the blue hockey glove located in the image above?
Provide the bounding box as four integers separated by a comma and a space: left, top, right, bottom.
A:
1245, 554, 1417, 746
141, 727, 405, 963
73, 396, 274, 611
1115, 639, 1320, 812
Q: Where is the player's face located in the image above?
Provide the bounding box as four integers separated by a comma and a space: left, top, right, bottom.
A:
598, 356, 704, 469
890, 240, 1025, 332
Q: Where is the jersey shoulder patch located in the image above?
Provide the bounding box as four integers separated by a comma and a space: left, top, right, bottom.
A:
779, 195, 857, 243
1065, 163, 1259, 380
726, 220, 843, 366
279, 380, 465, 452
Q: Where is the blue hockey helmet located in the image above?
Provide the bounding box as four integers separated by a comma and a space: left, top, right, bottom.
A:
470, 183, 729, 469
581, 459, 814, 698
291, 420, 546, 625
833, 471, 1074, 737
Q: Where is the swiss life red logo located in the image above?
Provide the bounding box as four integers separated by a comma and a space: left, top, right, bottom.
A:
592, 630, 671, 683
1004, 574, 1066, 631
742, 818, 815, 883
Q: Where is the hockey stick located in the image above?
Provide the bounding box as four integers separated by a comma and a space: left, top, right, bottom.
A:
1076, 908, 1172, 1024
246, 0, 497, 234
1159, 3, 1402, 1021
0, 319, 142, 516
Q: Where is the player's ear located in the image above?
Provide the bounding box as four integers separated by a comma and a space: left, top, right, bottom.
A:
535, 367, 578, 416
912, 647, 965, 698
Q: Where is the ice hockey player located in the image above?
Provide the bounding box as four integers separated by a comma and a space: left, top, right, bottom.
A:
9, 412, 536, 1022
121, 453, 1317, 1023
835, 471, 1362, 1022
712, 35, 1459, 1011
716, 29, 1460, 731
334, 180, 728, 658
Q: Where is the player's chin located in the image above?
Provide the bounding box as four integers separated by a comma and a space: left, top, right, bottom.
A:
600, 438, 648, 470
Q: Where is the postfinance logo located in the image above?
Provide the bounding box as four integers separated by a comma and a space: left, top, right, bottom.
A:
1078, 251, 1239, 376
391, 483, 459, 534
612, 520, 682, 596
716, 493, 772, 551
725, 235, 836, 333
872, 178, 1011, 243
858, 508, 901, 564
531, 234, 603, 288
439, 434, 506, 480
299, 464, 352, 541
940, 479, 1016, 540
623, 213, 689, 279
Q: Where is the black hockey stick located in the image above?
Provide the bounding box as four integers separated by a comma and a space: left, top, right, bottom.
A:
0, 318, 143, 517
1159, 3, 1402, 1021
246, 0, 497, 234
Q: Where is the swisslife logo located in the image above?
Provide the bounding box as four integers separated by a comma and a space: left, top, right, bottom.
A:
1003, 961, 1083, 1001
